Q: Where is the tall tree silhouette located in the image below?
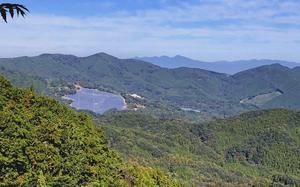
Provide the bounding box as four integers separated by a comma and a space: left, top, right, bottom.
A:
0, 3, 28, 22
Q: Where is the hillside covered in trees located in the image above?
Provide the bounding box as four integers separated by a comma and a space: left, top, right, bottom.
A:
1, 1, 299, 186
1, 53, 300, 119
0, 76, 179, 186
2, 71, 299, 186
0, 53, 300, 186
97, 109, 300, 186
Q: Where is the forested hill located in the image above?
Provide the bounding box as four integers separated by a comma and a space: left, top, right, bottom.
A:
1, 53, 300, 117
0, 76, 179, 186
0, 63, 299, 186
97, 109, 300, 186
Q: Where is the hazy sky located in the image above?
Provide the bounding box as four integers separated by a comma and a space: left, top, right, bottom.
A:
1, 0, 300, 62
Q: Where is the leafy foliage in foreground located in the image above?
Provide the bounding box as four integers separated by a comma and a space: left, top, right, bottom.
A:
0, 3, 28, 22
97, 109, 300, 186
0, 76, 178, 186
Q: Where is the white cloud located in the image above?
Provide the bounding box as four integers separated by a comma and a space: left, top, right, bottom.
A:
0, 0, 300, 61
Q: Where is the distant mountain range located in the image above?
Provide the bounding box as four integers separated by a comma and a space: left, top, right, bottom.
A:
136, 55, 300, 74
1, 53, 300, 118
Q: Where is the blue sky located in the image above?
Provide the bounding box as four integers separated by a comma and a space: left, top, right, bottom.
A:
1, 0, 300, 62
2, 0, 200, 16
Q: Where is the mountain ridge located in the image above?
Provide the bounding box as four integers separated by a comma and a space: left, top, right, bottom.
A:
1, 53, 300, 186
1, 53, 300, 118
136, 55, 300, 74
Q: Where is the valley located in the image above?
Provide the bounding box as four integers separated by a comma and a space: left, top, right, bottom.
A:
63, 87, 126, 114
0, 53, 299, 186
1, 1, 300, 186
1, 53, 300, 119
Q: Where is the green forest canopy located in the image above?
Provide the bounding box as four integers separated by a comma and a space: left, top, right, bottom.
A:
0, 75, 179, 186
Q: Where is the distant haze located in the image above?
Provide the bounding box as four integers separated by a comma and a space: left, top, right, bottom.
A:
136, 55, 300, 74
